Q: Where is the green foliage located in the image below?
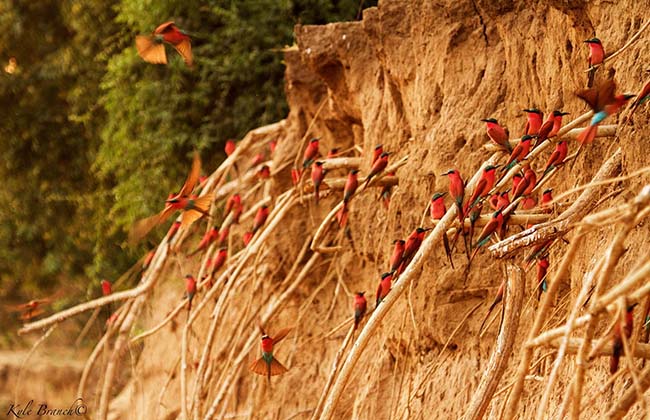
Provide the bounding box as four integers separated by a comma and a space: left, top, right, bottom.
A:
0, 0, 376, 329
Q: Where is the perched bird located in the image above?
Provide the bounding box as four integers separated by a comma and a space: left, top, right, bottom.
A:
269, 139, 278, 155
210, 248, 228, 276
576, 80, 634, 146
243, 231, 254, 246
481, 118, 511, 151
541, 141, 568, 178
389, 239, 406, 273
363, 152, 389, 189
470, 210, 504, 263
627, 73, 650, 120
512, 167, 536, 200
496, 190, 511, 211
335, 203, 349, 228
291, 168, 301, 186
343, 170, 359, 203
353, 292, 367, 330
523, 109, 543, 135
101, 280, 112, 296
521, 196, 537, 211
584, 38, 604, 88
465, 165, 498, 213
442, 169, 465, 225
187, 226, 219, 257
130, 153, 213, 243
399, 228, 430, 273
225, 140, 236, 157
250, 326, 292, 382
537, 110, 570, 146
251, 153, 266, 167
537, 257, 550, 300
548, 111, 570, 138
167, 220, 182, 240
504, 136, 533, 170
479, 280, 505, 333
372, 144, 384, 165
489, 193, 500, 211
224, 194, 241, 217
541, 189, 553, 212
184, 274, 197, 312
610, 303, 637, 374
375, 272, 393, 306
252, 205, 270, 233
311, 161, 325, 203
302, 138, 320, 169
136, 22, 193, 66
327, 148, 340, 158
257, 165, 271, 180
217, 226, 229, 247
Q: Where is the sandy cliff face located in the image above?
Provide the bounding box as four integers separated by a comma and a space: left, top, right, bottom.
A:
103, 1, 650, 419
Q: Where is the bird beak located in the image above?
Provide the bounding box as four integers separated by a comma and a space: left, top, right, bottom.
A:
561, 112, 570, 116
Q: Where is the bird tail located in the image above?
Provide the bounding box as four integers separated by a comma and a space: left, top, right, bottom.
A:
577, 125, 597, 146
249, 357, 288, 380
442, 233, 455, 269
135, 35, 167, 65
587, 66, 596, 88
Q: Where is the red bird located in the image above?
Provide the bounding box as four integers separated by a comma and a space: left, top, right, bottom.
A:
142, 249, 156, 271
496, 190, 510, 211
521, 196, 537, 210
430, 192, 447, 220
224, 140, 236, 156
101, 280, 112, 296
188, 226, 219, 257
481, 118, 511, 151
376, 272, 393, 306
269, 139, 278, 154
184, 275, 197, 312
541, 189, 553, 212
513, 167, 536, 200
8, 298, 56, 321
130, 153, 213, 243
353, 292, 367, 330
442, 169, 465, 225
537, 257, 550, 300
253, 205, 270, 233
167, 220, 181, 240
389, 239, 405, 273
257, 165, 271, 180
243, 231, 254, 246
537, 111, 570, 145
372, 144, 384, 165
465, 165, 498, 214
585, 38, 604, 88
611, 303, 637, 374
327, 148, 340, 158
335, 203, 349, 228
311, 161, 325, 203
250, 326, 292, 382
470, 210, 504, 263
549, 111, 570, 138
628, 76, 650, 119
210, 248, 228, 276
217, 226, 230, 247
136, 22, 193, 67
343, 170, 359, 203
523, 109, 543, 135
251, 153, 265, 167
576, 80, 634, 146
225, 194, 241, 217
504, 136, 533, 170
302, 138, 320, 169
541, 141, 568, 178
363, 152, 389, 189
399, 228, 430, 273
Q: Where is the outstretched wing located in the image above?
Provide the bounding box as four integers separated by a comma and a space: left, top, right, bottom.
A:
135, 35, 167, 65
272, 327, 292, 345
178, 152, 201, 197
173, 38, 193, 67
129, 207, 174, 244
154, 21, 176, 35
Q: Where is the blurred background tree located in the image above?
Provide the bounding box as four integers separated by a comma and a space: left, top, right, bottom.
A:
0, 0, 375, 341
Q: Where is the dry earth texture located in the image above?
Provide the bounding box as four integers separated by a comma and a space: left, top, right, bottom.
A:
12, 0, 650, 419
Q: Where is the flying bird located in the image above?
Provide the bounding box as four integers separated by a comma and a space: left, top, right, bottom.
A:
136, 21, 193, 67
250, 325, 292, 382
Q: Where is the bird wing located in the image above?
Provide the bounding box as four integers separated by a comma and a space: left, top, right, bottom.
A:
154, 21, 176, 34
596, 79, 617, 110
272, 327, 293, 345
180, 210, 204, 230
135, 36, 167, 65
178, 152, 201, 197
129, 207, 174, 245
173, 38, 193, 67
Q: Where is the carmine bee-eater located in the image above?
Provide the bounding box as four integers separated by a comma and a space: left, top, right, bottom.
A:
291, 168, 300, 186
327, 148, 340, 158
251, 153, 265, 167
372, 144, 383, 165
537, 110, 571, 146
585, 38, 604, 88
629, 75, 650, 115
479, 280, 505, 333
430, 193, 454, 268
252, 205, 270, 233
442, 169, 465, 224
167, 220, 181, 240
257, 165, 271, 180
142, 249, 156, 271
496, 190, 510, 211
353, 292, 367, 330
8, 298, 55, 321
541, 189, 553, 212
521, 196, 537, 211
243, 231, 254, 246
184, 274, 197, 313
343, 170, 359, 203
399, 227, 430, 273
537, 256, 550, 300
524, 239, 554, 269
188, 226, 219, 257
269, 139, 277, 154
481, 118, 511, 151
465, 165, 498, 213
513, 167, 536, 200
136, 22, 193, 67
541, 141, 568, 179
210, 248, 228, 276
217, 226, 229, 247
504, 136, 533, 170
389, 239, 405, 273
101, 279, 112, 296
230, 204, 243, 225
302, 138, 320, 169
489, 193, 500, 210
611, 303, 637, 374
225, 140, 236, 156
130, 153, 213, 243
225, 194, 241, 217
523, 109, 543, 135
363, 152, 389, 189
311, 161, 325, 203
576, 80, 634, 146
376, 272, 393, 306
250, 326, 292, 382
549, 111, 570, 138
470, 210, 504, 263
